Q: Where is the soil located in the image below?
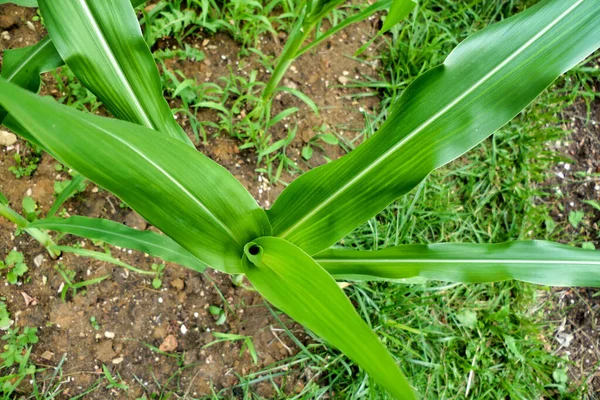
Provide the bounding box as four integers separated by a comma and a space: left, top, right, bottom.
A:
0, 3, 382, 398
545, 82, 600, 398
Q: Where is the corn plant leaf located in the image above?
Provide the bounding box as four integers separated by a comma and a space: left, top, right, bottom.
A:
38, 0, 191, 145
0, 36, 63, 124
316, 241, 600, 286
380, 0, 417, 33
30, 216, 207, 273
268, 0, 600, 256
241, 237, 416, 399
0, 78, 271, 273
0, 0, 37, 6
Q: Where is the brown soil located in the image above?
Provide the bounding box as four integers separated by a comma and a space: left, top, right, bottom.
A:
545, 72, 600, 397
0, 3, 382, 398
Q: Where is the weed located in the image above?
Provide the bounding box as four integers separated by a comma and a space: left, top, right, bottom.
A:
0, 251, 28, 285
8, 145, 41, 179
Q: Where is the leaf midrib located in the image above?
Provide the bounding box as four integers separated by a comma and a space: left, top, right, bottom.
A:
278, 0, 586, 240
77, 0, 154, 129
316, 258, 600, 265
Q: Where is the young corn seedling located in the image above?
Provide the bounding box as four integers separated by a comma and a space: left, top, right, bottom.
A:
0, 0, 599, 398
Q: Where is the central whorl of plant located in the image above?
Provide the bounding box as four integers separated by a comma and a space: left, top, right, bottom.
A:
0, 0, 599, 398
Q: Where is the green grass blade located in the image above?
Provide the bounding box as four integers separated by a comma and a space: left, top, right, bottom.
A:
0, 36, 63, 123
0, 78, 271, 273
30, 216, 207, 273
242, 237, 416, 399
38, 0, 191, 145
267, 0, 600, 256
47, 174, 87, 218
297, 0, 392, 57
316, 241, 600, 286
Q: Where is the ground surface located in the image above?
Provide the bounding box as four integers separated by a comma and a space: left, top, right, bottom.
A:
0, 1, 599, 399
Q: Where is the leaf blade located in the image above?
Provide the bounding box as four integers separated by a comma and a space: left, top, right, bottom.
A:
0, 77, 271, 273
30, 216, 207, 273
0, 36, 63, 123
267, 0, 600, 255
38, 0, 191, 144
242, 237, 416, 399
316, 241, 600, 286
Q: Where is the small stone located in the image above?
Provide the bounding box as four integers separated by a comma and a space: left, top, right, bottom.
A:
0, 31, 10, 41
180, 324, 188, 335
40, 351, 55, 361
104, 331, 116, 339
112, 357, 124, 365
0, 130, 17, 146
338, 76, 349, 85
159, 334, 178, 352
33, 254, 44, 268
124, 211, 147, 230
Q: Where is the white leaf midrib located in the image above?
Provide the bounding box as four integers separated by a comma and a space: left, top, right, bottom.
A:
279, 0, 586, 240
74, 119, 241, 245
77, 0, 154, 129
316, 258, 600, 266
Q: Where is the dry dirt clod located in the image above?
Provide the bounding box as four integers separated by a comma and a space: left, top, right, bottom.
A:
170, 278, 185, 291
124, 211, 147, 230
0, 130, 17, 146
159, 334, 178, 352
21, 292, 37, 306
40, 351, 55, 361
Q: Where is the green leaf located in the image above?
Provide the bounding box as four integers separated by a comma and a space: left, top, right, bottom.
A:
380, 0, 416, 34
30, 216, 207, 273
0, 78, 271, 273
48, 174, 87, 217
0, 36, 63, 124
0, 0, 38, 6
5, 251, 24, 267
315, 241, 600, 286
241, 237, 416, 399
568, 210, 585, 228
38, 0, 191, 145
268, 0, 600, 255
11, 263, 28, 277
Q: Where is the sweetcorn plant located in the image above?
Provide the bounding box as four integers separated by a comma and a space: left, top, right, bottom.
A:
0, 0, 599, 398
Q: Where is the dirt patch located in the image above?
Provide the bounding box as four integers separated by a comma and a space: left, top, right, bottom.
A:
544, 67, 600, 396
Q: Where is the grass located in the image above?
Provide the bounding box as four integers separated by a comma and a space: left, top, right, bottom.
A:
220, 0, 599, 399
2, 0, 600, 398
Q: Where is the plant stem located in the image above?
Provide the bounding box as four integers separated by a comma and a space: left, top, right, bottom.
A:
261, 12, 313, 104
0, 203, 61, 259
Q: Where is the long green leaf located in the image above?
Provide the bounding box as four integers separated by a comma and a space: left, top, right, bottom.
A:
380, 0, 417, 33
316, 241, 600, 286
31, 216, 206, 273
268, 0, 600, 255
0, 0, 37, 6
0, 78, 271, 273
38, 0, 191, 145
0, 36, 63, 123
241, 237, 416, 399
0, 0, 147, 6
